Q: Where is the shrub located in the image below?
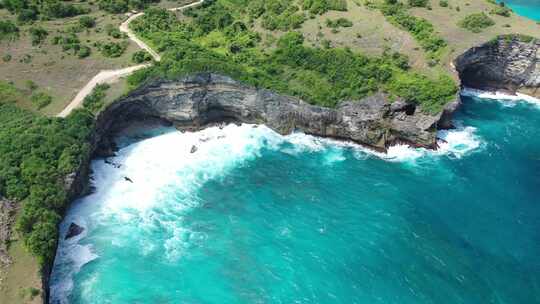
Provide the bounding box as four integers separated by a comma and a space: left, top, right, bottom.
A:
41, 1, 89, 19
105, 24, 124, 38
380, 3, 447, 55
77, 45, 91, 58
96, 41, 128, 57
408, 0, 428, 7
30, 92, 52, 109
459, 12, 495, 33
439, 0, 448, 7
2, 54, 12, 62
0, 20, 19, 42
98, 0, 158, 13
83, 83, 109, 113
28, 26, 48, 46
490, 6, 511, 17
302, 0, 348, 14
52, 34, 86, 56
132, 50, 152, 63
25, 80, 38, 91
79, 16, 96, 28
326, 17, 353, 28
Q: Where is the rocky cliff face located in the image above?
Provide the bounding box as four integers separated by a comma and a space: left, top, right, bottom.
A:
95, 73, 455, 152
455, 36, 540, 97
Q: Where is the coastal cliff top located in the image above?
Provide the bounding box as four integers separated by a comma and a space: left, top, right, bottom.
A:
1, 0, 539, 116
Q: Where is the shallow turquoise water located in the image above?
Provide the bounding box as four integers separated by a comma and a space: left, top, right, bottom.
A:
498, 0, 540, 21
51, 96, 540, 304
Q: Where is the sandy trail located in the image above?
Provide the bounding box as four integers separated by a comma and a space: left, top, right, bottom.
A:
57, 0, 205, 118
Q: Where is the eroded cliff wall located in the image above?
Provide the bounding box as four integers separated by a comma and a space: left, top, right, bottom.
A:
95, 73, 454, 152
455, 36, 540, 97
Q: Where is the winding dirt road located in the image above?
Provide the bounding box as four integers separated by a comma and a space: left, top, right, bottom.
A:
57, 0, 205, 118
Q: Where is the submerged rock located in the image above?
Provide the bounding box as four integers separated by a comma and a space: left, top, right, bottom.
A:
65, 223, 84, 240
190, 145, 198, 153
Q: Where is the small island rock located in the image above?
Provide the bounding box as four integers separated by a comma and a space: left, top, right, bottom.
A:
65, 223, 84, 240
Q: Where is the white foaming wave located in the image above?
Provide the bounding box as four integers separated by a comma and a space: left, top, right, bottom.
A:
50, 124, 287, 303
461, 87, 540, 108
50, 219, 97, 304
436, 126, 481, 158
280, 127, 482, 163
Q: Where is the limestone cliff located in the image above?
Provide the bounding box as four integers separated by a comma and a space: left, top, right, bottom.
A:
94, 73, 455, 152
455, 35, 540, 97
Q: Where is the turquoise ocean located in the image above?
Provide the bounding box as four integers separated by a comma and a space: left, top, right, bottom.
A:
50, 92, 540, 304
499, 0, 540, 21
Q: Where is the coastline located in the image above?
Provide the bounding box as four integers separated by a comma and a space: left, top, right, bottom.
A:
41, 32, 540, 303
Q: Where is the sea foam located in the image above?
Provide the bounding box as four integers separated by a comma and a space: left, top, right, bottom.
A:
461, 87, 540, 108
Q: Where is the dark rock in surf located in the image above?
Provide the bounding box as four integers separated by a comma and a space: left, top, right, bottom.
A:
65, 223, 84, 240
191, 145, 198, 153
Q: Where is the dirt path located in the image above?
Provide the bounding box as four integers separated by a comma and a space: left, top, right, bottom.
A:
57, 0, 205, 118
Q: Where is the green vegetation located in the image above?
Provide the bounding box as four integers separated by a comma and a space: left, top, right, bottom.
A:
0, 20, 19, 42
79, 16, 97, 28
19, 287, 40, 300
490, 5, 511, 17
132, 50, 153, 63
98, 0, 158, 13
28, 26, 48, 46
82, 83, 110, 113
30, 92, 52, 109
96, 40, 128, 58
326, 17, 353, 28
408, 0, 428, 8
0, 89, 94, 264
77, 45, 92, 58
439, 0, 448, 7
227, 0, 348, 32
105, 24, 125, 39
302, 0, 347, 14
380, 2, 447, 58
490, 33, 536, 44
2, 0, 89, 23
130, 5, 456, 112
459, 12, 495, 32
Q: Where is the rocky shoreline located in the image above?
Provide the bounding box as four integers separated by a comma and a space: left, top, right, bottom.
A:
37, 35, 539, 303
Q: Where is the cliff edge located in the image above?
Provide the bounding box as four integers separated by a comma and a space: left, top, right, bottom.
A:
455, 35, 540, 97
95, 73, 456, 153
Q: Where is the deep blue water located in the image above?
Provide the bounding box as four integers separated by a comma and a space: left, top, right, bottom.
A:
50, 95, 540, 303
498, 0, 540, 21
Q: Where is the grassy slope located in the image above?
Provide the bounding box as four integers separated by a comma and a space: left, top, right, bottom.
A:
0, 237, 42, 304
0, 6, 138, 116
248, 0, 538, 78
410, 0, 539, 75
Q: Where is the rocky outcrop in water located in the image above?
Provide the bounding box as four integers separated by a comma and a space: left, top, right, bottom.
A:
455, 35, 540, 97
65, 223, 84, 240
94, 73, 457, 152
